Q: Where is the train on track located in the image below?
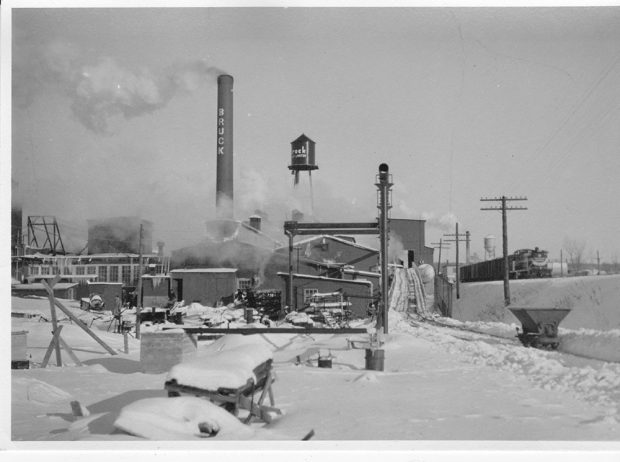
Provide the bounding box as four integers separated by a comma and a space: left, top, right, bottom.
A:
460, 247, 552, 282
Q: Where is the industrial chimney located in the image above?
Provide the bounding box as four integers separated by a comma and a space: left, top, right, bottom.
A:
216, 74, 234, 219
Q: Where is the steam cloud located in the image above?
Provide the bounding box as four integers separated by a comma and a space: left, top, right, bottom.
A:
395, 199, 458, 232
16, 40, 225, 133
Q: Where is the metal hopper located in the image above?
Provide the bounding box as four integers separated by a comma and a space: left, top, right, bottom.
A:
508, 307, 571, 349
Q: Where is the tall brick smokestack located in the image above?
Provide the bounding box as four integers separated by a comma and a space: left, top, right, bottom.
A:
216, 74, 234, 219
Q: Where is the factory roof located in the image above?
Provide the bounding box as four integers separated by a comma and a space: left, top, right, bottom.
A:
276, 234, 378, 253
276, 272, 372, 286
169, 268, 238, 274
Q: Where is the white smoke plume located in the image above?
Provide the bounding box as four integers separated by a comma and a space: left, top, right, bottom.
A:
421, 211, 459, 232
395, 199, 458, 232
15, 40, 225, 134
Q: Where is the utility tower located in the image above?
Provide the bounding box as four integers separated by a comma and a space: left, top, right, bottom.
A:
27, 216, 66, 255
480, 196, 528, 306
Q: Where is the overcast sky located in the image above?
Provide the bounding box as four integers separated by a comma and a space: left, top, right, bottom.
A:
6, 5, 620, 262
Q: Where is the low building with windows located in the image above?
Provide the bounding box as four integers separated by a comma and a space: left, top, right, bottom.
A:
19, 253, 169, 286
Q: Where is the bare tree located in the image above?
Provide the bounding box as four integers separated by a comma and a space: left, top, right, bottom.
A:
563, 237, 586, 273
612, 252, 620, 274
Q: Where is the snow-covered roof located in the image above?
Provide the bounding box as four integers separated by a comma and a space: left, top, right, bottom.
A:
276, 234, 378, 253
13, 283, 78, 290
20, 252, 161, 260
276, 272, 372, 286
87, 282, 123, 286
169, 268, 237, 274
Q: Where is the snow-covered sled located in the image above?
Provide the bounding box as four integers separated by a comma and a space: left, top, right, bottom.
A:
164, 344, 281, 423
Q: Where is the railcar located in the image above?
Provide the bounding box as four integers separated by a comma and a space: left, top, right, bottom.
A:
460, 247, 552, 282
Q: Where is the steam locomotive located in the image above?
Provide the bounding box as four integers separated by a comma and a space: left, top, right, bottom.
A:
460, 247, 552, 282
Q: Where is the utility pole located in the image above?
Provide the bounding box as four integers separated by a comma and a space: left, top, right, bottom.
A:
560, 249, 564, 277
376, 163, 392, 335
465, 230, 471, 264
430, 239, 451, 275
444, 224, 468, 299
481, 196, 527, 306
597, 250, 600, 275
136, 224, 144, 340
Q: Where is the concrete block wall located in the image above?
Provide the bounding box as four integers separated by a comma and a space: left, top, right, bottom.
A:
139, 331, 197, 374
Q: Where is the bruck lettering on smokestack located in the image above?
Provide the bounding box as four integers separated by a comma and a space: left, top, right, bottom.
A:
216, 74, 234, 218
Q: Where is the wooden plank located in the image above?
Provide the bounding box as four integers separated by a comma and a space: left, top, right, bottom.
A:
52, 298, 118, 355
41, 278, 63, 366
41, 325, 64, 368
165, 327, 369, 335
59, 336, 83, 366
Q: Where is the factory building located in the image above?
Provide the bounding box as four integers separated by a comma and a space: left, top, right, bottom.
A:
170, 215, 280, 286
276, 272, 374, 317
14, 215, 168, 294
169, 268, 238, 306
389, 218, 434, 266
88, 217, 153, 255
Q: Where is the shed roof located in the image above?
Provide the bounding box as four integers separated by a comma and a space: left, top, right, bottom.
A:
13, 283, 78, 290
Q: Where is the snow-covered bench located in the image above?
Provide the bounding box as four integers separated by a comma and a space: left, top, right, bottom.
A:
164, 343, 281, 423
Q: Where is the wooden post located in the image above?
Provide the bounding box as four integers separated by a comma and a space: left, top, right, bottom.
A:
41, 325, 64, 368
124, 331, 129, 354
437, 239, 443, 274
42, 276, 63, 366
136, 223, 144, 340
501, 197, 510, 306
455, 222, 460, 300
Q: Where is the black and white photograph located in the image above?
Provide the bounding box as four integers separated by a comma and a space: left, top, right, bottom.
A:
3, 0, 620, 455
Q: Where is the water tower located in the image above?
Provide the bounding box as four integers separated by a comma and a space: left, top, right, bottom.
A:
288, 134, 318, 216
484, 235, 496, 260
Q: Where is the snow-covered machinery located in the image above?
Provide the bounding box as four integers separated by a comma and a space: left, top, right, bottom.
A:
509, 307, 571, 349
303, 291, 352, 327
164, 344, 281, 424
89, 294, 104, 310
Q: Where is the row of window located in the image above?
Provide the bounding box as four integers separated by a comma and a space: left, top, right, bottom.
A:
29, 264, 164, 284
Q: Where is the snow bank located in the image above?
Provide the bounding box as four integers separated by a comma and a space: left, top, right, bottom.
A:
433, 316, 620, 363
167, 343, 273, 390
453, 275, 620, 331
13, 377, 74, 405
559, 328, 620, 363
114, 396, 254, 440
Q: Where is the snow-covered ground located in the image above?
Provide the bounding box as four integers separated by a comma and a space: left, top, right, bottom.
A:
7, 286, 620, 450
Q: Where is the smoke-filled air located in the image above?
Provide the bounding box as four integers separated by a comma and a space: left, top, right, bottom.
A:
14, 40, 225, 134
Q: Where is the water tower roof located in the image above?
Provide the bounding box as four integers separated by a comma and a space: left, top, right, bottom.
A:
291, 133, 315, 145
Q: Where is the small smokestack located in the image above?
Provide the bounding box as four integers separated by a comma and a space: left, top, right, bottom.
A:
157, 241, 165, 257
216, 74, 234, 219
